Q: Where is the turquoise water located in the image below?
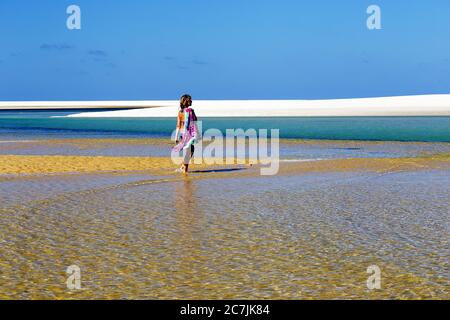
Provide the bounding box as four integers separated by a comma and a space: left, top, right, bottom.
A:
0, 110, 449, 142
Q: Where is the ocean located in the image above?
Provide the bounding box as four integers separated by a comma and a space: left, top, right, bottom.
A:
0, 110, 449, 142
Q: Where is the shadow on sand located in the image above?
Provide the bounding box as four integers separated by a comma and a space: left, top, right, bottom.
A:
190, 167, 247, 174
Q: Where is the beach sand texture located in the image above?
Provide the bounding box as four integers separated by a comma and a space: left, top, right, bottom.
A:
67, 95, 450, 117
2, 95, 450, 116
0, 138, 449, 299
0, 154, 448, 175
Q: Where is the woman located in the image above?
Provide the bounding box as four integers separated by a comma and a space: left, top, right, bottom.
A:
173, 94, 199, 173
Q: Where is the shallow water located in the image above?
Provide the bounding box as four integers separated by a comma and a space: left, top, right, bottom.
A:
0, 169, 448, 299
1, 138, 449, 160
0, 121, 449, 298
1, 113, 450, 142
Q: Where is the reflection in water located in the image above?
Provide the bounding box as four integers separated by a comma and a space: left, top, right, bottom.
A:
172, 178, 206, 294
174, 178, 198, 228
0, 169, 449, 299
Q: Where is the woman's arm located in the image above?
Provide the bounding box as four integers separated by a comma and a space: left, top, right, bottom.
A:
183, 109, 190, 134
175, 113, 181, 143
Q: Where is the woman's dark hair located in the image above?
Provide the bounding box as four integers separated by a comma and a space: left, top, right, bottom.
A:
180, 94, 192, 110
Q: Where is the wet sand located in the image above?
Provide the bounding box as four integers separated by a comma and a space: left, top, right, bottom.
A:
0, 154, 448, 176
0, 155, 176, 175
0, 139, 449, 299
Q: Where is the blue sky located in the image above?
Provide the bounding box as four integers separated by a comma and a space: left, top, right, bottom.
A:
1, 0, 449, 101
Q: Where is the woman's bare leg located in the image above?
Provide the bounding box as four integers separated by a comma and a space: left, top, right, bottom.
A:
182, 146, 193, 173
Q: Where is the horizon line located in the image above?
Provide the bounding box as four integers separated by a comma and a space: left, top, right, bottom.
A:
1, 93, 450, 107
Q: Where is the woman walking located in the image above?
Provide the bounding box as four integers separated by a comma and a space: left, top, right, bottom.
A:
173, 94, 199, 174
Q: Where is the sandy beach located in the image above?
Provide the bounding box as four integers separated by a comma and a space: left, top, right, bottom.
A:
1, 95, 450, 116
0, 154, 448, 176
0, 101, 168, 110
1, 137, 449, 299
1, 137, 449, 176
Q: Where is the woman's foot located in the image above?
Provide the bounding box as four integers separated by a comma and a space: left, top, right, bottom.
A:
175, 165, 184, 173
